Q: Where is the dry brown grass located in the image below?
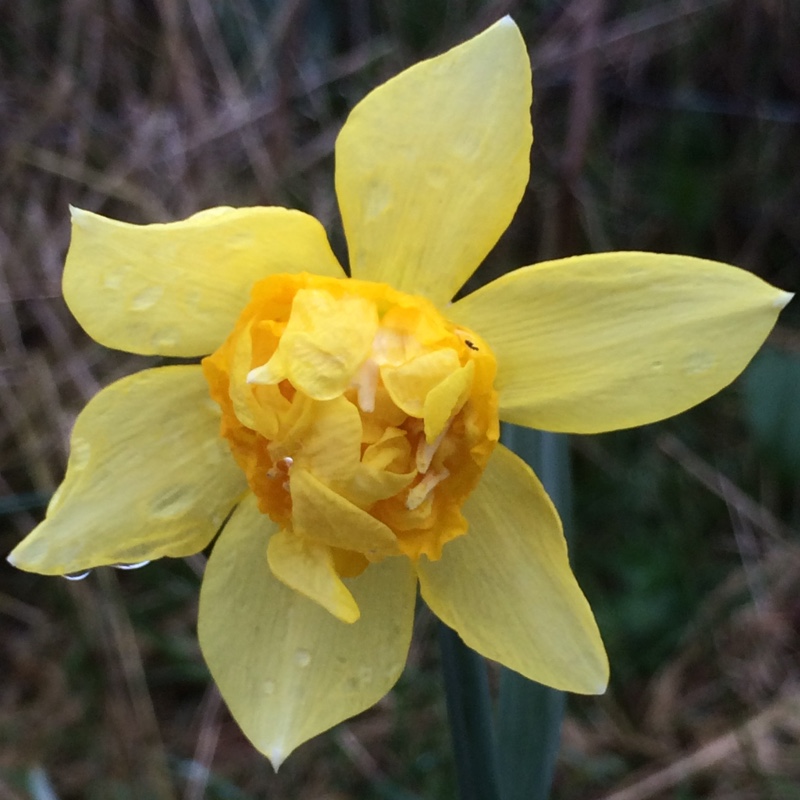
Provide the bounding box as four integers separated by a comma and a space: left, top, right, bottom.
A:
2, 1, 799, 797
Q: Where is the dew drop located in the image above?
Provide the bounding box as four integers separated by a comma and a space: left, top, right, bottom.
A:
130, 285, 164, 311
113, 560, 151, 570
191, 206, 234, 221
650, 359, 664, 373
64, 570, 91, 581
153, 328, 180, 350
104, 272, 123, 290
365, 182, 392, 220
294, 648, 312, 668
358, 666, 373, 686
683, 351, 715, 376
262, 679, 276, 695
204, 439, 225, 465
231, 231, 256, 250
203, 397, 221, 416
151, 487, 193, 519
70, 437, 91, 470
452, 131, 483, 160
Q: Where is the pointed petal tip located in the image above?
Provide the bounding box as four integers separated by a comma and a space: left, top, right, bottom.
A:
340, 606, 361, 624
775, 290, 794, 309
5, 541, 38, 572
268, 747, 286, 772
497, 14, 517, 27
247, 362, 283, 386
69, 205, 90, 222
246, 365, 269, 384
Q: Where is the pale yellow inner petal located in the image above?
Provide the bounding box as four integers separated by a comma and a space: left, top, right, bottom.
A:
202, 272, 499, 583
267, 529, 360, 623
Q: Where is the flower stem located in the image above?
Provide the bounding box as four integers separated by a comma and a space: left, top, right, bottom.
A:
438, 622, 501, 800
496, 425, 572, 800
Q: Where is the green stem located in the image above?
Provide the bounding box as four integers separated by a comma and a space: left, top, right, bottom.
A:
496, 425, 572, 800
439, 622, 501, 800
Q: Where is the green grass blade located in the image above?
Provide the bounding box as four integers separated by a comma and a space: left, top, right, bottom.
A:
496, 425, 573, 800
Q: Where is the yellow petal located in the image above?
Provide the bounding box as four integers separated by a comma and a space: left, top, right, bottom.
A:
198, 493, 417, 768
423, 359, 474, 441
416, 444, 608, 694
336, 17, 532, 305
344, 430, 416, 507
290, 467, 400, 558
249, 288, 378, 400
8, 366, 247, 574
64, 206, 345, 357
272, 394, 363, 485
267, 529, 360, 623
381, 348, 461, 418
450, 253, 793, 432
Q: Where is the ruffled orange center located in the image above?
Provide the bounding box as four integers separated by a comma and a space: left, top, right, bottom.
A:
203, 273, 498, 619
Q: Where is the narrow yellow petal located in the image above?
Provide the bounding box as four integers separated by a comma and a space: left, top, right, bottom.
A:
251, 288, 379, 400
345, 431, 416, 507
64, 206, 345, 357
272, 394, 363, 486
423, 360, 474, 441
8, 367, 247, 574
381, 348, 461, 418
416, 444, 608, 694
451, 253, 792, 432
290, 467, 400, 558
336, 17, 532, 305
198, 494, 417, 768
267, 529, 360, 623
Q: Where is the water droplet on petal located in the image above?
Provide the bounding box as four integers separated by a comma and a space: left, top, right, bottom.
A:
358, 666, 373, 685
153, 328, 180, 350
683, 351, 715, 376
231, 231, 256, 249
70, 438, 91, 470
113, 560, 151, 570
365, 182, 392, 220
452, 131, 483, 160
104, 272, 123, 290
130, 285, 164, 311
151, 487, 193, 519
294, 649, 312, 668
203, 398, 221, 416
64, 570, 91, 581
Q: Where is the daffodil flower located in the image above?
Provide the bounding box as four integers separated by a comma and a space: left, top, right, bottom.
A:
8, 18, 791, 767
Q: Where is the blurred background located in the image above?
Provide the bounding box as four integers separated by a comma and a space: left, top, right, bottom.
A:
1, 0, 799, 797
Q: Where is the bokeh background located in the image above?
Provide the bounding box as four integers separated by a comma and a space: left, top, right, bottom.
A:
2, 0, 799, 798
